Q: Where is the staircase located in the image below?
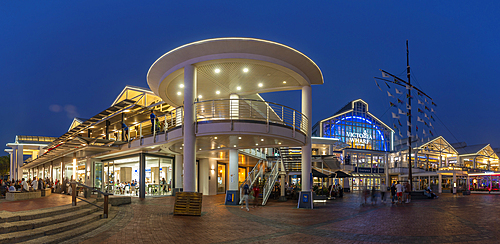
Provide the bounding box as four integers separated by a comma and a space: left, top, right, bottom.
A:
0, 198, 116, 244
241, 149, 285, 206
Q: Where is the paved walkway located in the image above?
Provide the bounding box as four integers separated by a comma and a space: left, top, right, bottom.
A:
0, 193, 79, 212
62, 193, 500, 243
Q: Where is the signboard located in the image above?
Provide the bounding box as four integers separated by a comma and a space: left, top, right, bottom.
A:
357, 167, 371, 173
346, 130, 373, 145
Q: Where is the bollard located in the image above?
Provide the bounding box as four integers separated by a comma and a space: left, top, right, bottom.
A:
103, 195, 108, 218
71, 183, 76, 206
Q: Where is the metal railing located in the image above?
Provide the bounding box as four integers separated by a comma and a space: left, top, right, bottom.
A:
196, 99, 308, 134
70, 181, 113, 218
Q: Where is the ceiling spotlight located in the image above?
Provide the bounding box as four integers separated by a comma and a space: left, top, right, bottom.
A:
238, 137, 241, 139
215, 68, 221, 73
258, 83, 263, 87
216, 90, 220, 95
180, 147, 182, 149
283, 81, 287, 84
261, 139, 264, 141
198, 95, 202, 99
255, 143, 258, 146
179, 84, 184, 88
233, 145, 236, 147
217, 146, 220, 149
278, 142, 282, 145
199, 148, 202, 150
237, 86, 241, 90
214, 137, 217, 139
177, 92, 181, 95
243, 68, 249, 73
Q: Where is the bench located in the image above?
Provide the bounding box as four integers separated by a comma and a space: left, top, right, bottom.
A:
108, 196, 131, 206
41, 188, 52, 197
6, 191, 42, 201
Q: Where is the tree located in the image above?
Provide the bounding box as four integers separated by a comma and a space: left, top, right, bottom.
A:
0, 155, 9, 179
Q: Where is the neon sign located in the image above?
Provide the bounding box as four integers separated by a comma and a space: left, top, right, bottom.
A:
346, 130, 373, 145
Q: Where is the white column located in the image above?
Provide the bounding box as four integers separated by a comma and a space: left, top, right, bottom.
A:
453, 172, 457, 194
175, 154, 183, 189
229, 149, 239, 191
301, 86, 312, 191
183, 64, 197, 192
199, 159, 209, 195
438, 174, 442, 193
9, 151, 13, 181
16, 145, 23, 180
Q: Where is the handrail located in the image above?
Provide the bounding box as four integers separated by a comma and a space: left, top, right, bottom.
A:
70, 181, 113, 218
195, 99, 308, 134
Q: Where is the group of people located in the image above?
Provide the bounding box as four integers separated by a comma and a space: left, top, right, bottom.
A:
328, 184, 344, 198
389, 181, 412, 204
1, 177, 57, 195
240, 183, 260, 211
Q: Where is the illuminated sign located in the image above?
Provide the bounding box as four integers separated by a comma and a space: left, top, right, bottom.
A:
346, 130, 372, 145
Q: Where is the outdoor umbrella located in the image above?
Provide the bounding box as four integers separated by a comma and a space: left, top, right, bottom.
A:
312, 168, 329, 178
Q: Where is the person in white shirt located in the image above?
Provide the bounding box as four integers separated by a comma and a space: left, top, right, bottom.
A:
21, 178, 29, 192
396, 181, 403, 204
32, 177, 38, 191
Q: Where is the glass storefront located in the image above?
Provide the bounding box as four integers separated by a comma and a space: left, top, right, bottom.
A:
217, 164, 226, 194
101, 155, 174, 197
351, 174, 381, 191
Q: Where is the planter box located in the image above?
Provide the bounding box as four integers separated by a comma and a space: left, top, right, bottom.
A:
6, 191, 42, 201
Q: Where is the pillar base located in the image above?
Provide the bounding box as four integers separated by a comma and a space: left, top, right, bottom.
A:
279, 196, 287, 202
224, 190, 240, 205
297, 191, 313, 209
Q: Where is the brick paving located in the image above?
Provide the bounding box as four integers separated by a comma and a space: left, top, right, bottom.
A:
0, 194, 78, 212
64, 193, 500, 243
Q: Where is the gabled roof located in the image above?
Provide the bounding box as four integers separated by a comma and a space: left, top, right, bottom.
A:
455, 144, 489, 155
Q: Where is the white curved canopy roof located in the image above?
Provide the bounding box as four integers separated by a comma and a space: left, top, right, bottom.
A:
147, 37, 323, 107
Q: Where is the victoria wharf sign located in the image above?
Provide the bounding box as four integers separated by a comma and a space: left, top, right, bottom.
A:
346, 130, 373, 145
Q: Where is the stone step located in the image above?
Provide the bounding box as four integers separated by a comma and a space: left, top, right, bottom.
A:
0, 203, 102, 234
0, 207, 109, 244
19, 207, 118, 244
0, 198, 98, 223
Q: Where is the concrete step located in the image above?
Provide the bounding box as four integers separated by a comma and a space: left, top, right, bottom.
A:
19, 207, 118, 244
0, 205, 111, 244
0, 203, 101, 234
0, 198, 97, 223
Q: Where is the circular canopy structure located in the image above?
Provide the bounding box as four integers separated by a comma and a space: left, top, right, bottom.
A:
147, 37, 323, 107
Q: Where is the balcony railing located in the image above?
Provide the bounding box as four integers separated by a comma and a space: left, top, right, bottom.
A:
195, 99, 308, 134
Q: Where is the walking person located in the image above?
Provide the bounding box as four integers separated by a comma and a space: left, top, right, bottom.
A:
371, 186, 378, 205
390, 182, 397, 204
150, 110, 156, 133
240, 184, 250, 211
405, 181, 412, 203
122, 122, 129, 141
380, 181, 387, 202
363, 182, 369, 205
396, 181, 403, 204
252, 183, 260, 208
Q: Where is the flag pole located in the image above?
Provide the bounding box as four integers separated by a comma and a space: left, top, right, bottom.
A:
406, 40, 413, 192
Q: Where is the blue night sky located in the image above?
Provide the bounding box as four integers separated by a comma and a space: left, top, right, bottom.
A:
1, 1, 499, 155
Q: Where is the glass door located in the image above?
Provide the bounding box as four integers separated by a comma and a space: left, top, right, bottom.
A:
94, 162, 103, 190
217, 164, 226, 194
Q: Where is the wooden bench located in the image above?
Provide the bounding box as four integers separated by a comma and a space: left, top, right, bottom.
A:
6, 191, 42, 201
174, 192, 202, 216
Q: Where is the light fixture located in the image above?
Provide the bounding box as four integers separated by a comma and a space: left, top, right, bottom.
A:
237, 86, 241, 90
258, 83, 263, 87
214, 137, 217, 139
238, 137, 241, 139
216, 90, 220, 95
124, 110, 130, 112
234, 145, 236, 147
179, 84, 184, 88
182, 144, 184, 146
278, 142, 282, 145
177, 92, 181, 95
283, 81, 287, 84
198, 95, 202, 99
199, 148, 202, 150
215, 68, 220, 73
180, 147, 182, 149
243, 68, 249, 73
261, 139, 264, 141
255, 143, 258, 146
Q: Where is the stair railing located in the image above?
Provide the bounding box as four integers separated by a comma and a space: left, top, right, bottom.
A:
70, 181, 113, 218
261, 160, 280, 205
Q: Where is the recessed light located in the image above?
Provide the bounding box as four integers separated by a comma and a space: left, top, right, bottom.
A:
233, 145, 236, 147
182, 144, 184, 146
255, 143, 258, 146
179, 84, 184, 88
261, 139, 264, 141
237, 86, 241, 90
238, 137, 241, 139
180, 147, 182, 149
278, 142, 281, 145
215, 68, 220, 73
283, 81, 287, 84
199, 148, 202, 150
217, 146, 220, 149
214, 137, 217, 139
216, 90, 220, 95
198, 95, 202, 99
258, 83, 263, 87
177, 92, 181, 95
243, 68, 248, 73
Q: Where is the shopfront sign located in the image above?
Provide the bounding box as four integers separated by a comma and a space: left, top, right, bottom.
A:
356, 167, 371, 173
346, 130, 372, 145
